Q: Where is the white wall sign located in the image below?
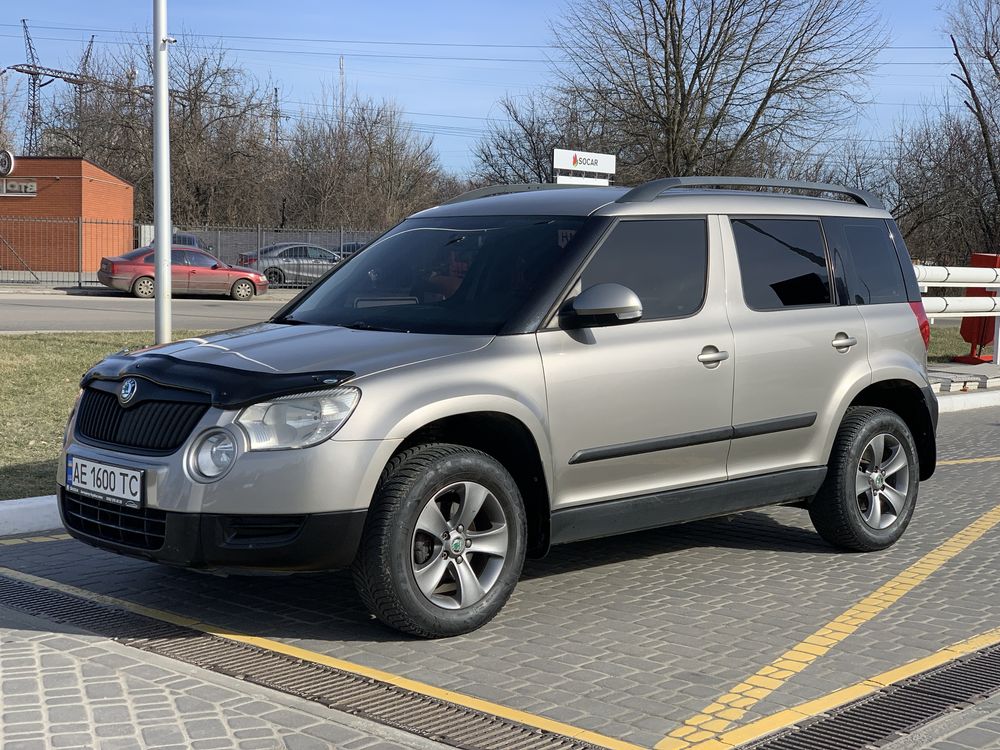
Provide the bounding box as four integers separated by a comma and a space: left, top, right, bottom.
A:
0, 178, 36, 196
555, 174, 610, 186
553, 148, 616, 176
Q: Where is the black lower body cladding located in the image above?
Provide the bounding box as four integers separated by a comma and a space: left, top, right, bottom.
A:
59, 488, 367, 572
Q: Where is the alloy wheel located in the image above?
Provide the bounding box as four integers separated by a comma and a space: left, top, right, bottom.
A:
855, 433, 909, 530
410, 481, 509, 610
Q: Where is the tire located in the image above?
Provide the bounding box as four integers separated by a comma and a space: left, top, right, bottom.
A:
809, 406, 919, 552
230, 279, 255, 301
352, 443, 527, 638
264, 268, 284, 285
132, 276, 155, 298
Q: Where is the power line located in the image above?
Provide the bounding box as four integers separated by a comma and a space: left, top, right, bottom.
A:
0, 33, 557, 64
0, 22, 961, 52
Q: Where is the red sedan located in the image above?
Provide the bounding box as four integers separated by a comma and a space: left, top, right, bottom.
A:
98, 246, 269, 301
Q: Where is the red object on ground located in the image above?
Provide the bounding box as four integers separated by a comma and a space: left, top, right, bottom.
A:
954, 252, 1000, 364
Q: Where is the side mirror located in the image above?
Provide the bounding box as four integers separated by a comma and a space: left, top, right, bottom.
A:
562, 283, 643, 328
211, 263, 220, 270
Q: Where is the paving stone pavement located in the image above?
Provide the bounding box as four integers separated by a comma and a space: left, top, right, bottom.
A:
1, 407, 999, 749
0, 605, 451, 750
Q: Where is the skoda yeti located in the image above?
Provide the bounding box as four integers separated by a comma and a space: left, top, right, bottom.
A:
60, 177, 938, 637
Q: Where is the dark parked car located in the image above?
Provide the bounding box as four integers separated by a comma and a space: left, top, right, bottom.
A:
97, 246, 268, 301
239, 243, 344, 285
147, 232, 214, 252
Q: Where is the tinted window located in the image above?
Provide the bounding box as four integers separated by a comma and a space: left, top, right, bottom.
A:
822, 218, 907, 305
732, 219, 831, 310
283, 216, 586, 335
122, 247, 151, 261
185, 250, 218, 268
281, 246, 307, 259
170, 249, 186, 265
578, 219, 707, 320
308, 247, 335, 260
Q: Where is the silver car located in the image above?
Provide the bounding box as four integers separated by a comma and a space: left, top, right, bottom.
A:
244, 242, 343, 286
60, 177, 937, 638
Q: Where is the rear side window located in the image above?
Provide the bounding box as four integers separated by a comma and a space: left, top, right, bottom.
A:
823, 218, 908, 305
731, 218, 831, 310
579, 219, 707, 320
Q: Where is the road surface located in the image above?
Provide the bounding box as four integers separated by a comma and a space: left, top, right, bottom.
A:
0, 292, 292, 332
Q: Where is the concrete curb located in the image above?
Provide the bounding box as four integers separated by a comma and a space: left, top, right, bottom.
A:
0, 390, 995, 539
937, 388, 1000, 413
0, 495, 62, 537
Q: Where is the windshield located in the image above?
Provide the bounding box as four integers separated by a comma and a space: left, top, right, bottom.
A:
279, 216, 585, 334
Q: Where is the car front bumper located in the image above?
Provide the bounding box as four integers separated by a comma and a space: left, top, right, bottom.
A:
59, 486, 367, 572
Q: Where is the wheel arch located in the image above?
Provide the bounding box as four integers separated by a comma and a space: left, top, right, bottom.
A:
393, 410, 552, 558
848, 379, 936, 480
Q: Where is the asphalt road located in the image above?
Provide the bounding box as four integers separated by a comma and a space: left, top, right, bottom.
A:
0, 292, 293, 332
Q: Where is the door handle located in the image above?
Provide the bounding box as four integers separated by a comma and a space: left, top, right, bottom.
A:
831, 333, 858, 350
697, 346, 730, 367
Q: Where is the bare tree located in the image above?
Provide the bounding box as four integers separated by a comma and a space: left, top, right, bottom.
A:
476, 0, 887, 183
281, 94, 451, 228
947, 0, 1000, 253
0, 75, 20, 152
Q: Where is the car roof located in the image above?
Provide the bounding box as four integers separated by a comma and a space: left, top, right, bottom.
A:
413, 184, 891, 220
413, 187, 627, 217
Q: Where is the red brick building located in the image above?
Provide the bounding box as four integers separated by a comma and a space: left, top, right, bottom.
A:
0, 157, 134, 274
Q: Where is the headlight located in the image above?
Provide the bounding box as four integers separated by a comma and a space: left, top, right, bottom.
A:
191, 429, 237, 480
235, 387, 360, 450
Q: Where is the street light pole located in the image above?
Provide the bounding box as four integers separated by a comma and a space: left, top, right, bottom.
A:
152, 0, 173, 344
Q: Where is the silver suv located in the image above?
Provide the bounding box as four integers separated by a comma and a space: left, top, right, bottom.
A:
60, 177, 937, 638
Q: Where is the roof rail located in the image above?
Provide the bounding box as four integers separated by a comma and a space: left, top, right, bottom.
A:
615, 176, 884, 210
442, 183, 603, 205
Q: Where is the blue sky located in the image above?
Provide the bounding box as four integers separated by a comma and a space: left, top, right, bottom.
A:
0, 0, 962, 174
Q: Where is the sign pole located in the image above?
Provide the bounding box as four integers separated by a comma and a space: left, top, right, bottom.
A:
152, 0, 173, 344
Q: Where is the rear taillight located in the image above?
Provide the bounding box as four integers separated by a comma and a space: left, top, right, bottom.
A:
909, 301, 931, 350
108, 262, 118, 275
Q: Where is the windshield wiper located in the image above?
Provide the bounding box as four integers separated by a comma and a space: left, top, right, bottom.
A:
274, 315, 309, 325
338, 321, 404, 332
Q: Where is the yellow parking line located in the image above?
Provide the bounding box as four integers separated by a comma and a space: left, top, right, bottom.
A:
0, 566, 646, 750
938, 455, 1000, 466
0, 533, 71, 546
655, 502, 1000, 750
711, 624, 1000, 748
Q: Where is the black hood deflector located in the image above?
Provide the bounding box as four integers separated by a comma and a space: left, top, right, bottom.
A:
81, 353, 354, 409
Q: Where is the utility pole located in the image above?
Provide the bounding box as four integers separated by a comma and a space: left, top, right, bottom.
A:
21, 20, 43, 155
153, 0, 174, 344
270, 86, 280, 145
339, 55, 346, 127
75, 35, 95, 141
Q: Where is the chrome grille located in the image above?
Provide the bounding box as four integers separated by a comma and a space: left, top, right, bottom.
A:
76, 387, 207, 453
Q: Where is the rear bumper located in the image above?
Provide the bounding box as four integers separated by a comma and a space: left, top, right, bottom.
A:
97, 271, 133, 292
59, 487, 367, 572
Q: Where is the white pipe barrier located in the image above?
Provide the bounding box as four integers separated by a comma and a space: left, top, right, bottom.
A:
914, 264, 999, 353
921, 296, 1000, 317
913, 265, 1000, 288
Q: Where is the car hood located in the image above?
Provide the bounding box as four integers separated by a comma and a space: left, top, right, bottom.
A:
227, 264, 262, 275
141, 322, 493, 379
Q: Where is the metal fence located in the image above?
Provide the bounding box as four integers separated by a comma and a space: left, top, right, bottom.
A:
0, 216, 381, 289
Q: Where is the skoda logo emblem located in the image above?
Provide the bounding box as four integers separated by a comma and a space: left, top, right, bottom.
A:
450, 538, 464, 555
120, 378, 138, 404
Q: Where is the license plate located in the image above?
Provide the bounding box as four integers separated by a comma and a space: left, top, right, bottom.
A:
66, 456, 144, 509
